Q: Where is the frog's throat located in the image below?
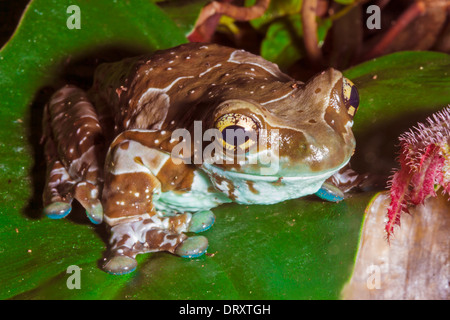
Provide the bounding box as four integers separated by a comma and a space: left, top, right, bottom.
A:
201, 160, 350, 205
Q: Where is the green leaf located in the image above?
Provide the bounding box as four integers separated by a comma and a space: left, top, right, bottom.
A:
246, 0, 303, 30
343, 51, 450, 136
158, 0, 210, 36
0, 0, 189, 298
1, 0, 449, 300
0, 0, 188, 110
258, 7, 332, 70
333, 0, 356, 5
343, 51, 450, 182
260, 14, 304, 70
7, 196, 369, 299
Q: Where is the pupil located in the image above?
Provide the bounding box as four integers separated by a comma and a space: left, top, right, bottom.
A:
350, 86, 359, 108
223, 125, 249, 146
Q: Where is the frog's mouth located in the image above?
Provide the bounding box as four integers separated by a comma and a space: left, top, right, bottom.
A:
201, 159, 349, 181
201, 160, 349, 205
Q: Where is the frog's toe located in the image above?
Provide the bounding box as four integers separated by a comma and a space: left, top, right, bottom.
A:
188, 210, 215, 233
44, 202, 72, 219
85, 202, 103, 225
174, 235, 209, 258
315, 182, 345, 202
102, 255, 137, 275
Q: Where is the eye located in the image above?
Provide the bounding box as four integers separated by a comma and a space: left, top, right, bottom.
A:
215, 113, 258, 152
342, 78, 359, 118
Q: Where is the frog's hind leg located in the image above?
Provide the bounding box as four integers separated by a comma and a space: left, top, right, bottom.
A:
101, 133, 216, 274
42, 105, 75, 218
42, 158, 75, 219
103, 214, 209, 275
42, 85, 105, 224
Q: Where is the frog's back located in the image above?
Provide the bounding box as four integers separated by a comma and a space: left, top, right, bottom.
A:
90, 42, 294, 137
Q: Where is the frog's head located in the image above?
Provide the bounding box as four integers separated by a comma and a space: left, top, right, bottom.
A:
200, 68, 360, 203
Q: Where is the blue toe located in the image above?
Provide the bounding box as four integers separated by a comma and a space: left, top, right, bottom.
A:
315, 185, 344, 202
86, 203, 103, 225
175, 236, 209, 258
188, 210, 215, 233
44, 202, 72, 219
103, 256, 137, 275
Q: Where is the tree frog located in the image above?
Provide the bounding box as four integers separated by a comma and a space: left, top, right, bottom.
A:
41, 43, 361, 275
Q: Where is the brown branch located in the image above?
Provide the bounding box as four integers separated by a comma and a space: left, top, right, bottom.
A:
194, 0, 270, 26
188, 0, 271, 42
301, 0, 323, 67
363, 1, 426, 60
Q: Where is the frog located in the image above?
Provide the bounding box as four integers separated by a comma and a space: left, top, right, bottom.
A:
41, 42, 362, 275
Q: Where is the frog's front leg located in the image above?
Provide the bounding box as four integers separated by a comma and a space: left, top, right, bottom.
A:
101, 132, 214, 275
315, 164, 372, 202
42, 86, 104, 224
104, 215, 211, 275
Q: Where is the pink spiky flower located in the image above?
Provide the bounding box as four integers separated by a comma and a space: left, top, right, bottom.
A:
386, 106, 450, 241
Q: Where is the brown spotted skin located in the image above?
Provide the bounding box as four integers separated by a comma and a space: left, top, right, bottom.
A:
90, 43, 355, 176
42, 86, 104, 223
42, 42, 360, 274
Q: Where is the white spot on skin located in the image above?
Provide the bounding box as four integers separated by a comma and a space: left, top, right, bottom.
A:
91, 189, 98, 198
67, 145, 99, 178
107, 139, 170, 176
260, 90, 295, 106
79, 135, 88, 145
136, 75, 194, 129
227, 50, 291, 80
199, 63, 222, 78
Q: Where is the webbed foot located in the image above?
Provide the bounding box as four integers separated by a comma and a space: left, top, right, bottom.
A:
103, 211, 213, 275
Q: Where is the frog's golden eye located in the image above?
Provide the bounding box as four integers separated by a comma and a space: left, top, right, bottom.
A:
215, 113, 258, 152
343, 78, 359, 119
